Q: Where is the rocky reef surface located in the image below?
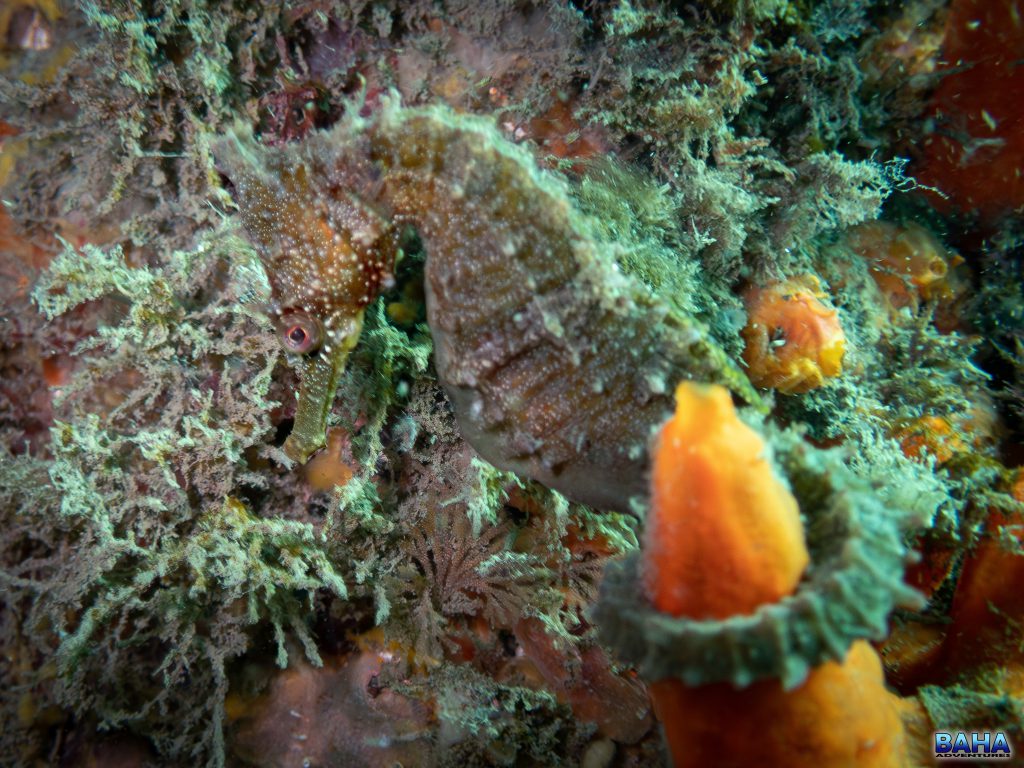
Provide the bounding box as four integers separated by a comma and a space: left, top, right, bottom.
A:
1, 1, 1022, 766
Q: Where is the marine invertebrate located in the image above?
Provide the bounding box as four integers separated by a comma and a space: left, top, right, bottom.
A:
406, 508, 541, 660
597, 382, 914, 766
894, 415, 965, 465
594, 384, 922, 689
741, 274, 846, 394
845, 220, 959, 315
216, 98, 760, 512
642, 382, 808, 619
654, 640, 914, 767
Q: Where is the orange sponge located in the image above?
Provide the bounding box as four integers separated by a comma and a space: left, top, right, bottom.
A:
651, 641, 912, 768
741, 275, 846, 395
641, 383, 910, 767
641, 382, 809, 619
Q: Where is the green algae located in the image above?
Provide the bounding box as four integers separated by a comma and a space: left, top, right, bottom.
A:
1, 1, 1022, 765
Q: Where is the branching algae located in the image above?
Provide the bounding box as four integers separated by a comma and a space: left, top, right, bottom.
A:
215, 97, 761, 513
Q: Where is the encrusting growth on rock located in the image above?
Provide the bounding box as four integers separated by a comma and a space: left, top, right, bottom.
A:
216, 97, 760, 512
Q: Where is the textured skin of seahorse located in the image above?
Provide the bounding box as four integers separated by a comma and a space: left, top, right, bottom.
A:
216, 99, 761, 512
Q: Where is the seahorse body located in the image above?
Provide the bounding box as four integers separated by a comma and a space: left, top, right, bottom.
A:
216, 100, 759, 513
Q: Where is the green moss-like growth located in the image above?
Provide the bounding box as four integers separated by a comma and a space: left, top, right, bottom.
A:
16, 230, 352, 765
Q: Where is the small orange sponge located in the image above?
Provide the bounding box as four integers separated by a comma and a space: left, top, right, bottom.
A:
641, 382, 809, 620
741, 275, 846, 395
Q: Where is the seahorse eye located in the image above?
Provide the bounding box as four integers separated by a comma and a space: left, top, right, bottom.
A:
277, 310, 323, 354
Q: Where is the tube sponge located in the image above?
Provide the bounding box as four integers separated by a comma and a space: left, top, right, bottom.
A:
598, 383, 916, 766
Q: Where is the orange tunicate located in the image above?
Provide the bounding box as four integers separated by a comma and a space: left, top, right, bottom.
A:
741, 274, 846, 395
641, 382, 911, 767
641, 382, 809, 619
845, 221, 959, 314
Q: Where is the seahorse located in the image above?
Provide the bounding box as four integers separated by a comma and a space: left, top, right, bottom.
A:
214, 98, 761, 513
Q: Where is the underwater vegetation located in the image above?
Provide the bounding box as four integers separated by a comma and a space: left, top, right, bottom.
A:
0, 0, 1022, 766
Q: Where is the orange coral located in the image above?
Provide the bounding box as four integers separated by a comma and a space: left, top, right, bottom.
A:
741, 274, 846, 394
642, 382, 910, 767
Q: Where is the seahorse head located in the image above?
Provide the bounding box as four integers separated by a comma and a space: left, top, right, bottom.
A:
215, 124, 400, 462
